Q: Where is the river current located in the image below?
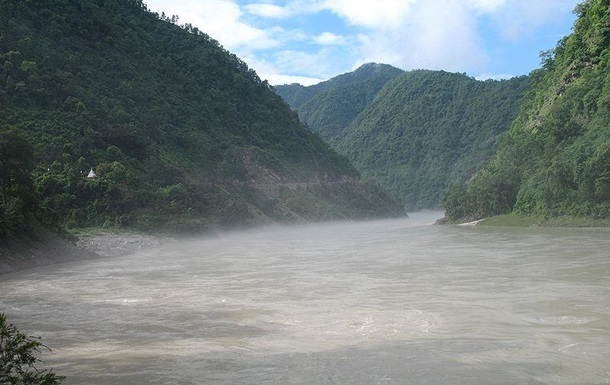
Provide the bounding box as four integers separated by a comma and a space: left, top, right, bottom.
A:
1, 212, 609, 384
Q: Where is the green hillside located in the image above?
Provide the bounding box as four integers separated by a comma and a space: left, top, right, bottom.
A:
275, 63, 404, 142
339, 71, 529, 210
0, 0, 403, 235
277, 67, 529, 210
443, 0, 610, 223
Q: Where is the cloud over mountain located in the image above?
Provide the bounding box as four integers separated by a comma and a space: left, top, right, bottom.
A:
145, 0, 578, 85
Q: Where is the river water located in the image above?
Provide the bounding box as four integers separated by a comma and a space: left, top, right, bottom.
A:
1, 212, 609, 384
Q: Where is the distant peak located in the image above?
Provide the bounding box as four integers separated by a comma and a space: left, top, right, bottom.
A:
358, 62, 382, 68
351, 63, 404, 77
356, 63, 385, 71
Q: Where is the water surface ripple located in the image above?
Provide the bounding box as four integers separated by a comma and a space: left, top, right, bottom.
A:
1, 212, 609, 384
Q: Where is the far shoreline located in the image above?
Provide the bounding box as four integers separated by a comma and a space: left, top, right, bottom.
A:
3, 212, 608, 276
436, 212, 610, 228
474, 213, 610, 228
0, 227, 166, 276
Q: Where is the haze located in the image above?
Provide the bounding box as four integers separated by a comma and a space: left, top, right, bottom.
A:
2, 213, 609, 384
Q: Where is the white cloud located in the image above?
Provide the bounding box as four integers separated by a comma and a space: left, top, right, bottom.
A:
356, 0, 487, 73
241, 54, 326, 86
242, 1, 330, 20
465, 0, 507, 13
314, 32, 347, 46
318, 0, 576, 77
274, 49, 338, 77
244, 3, 289, 18
145, 0, 277, 51
322, 0, 416, 29
487, 0, 577, 41
144, 0, 578, 85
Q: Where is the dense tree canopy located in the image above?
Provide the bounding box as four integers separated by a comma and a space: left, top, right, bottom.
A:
277, 67, 529, 210
276, 63, 404, 143
443, 0, 610, 222
0, 127, 37, 236
0, 0, 403, 235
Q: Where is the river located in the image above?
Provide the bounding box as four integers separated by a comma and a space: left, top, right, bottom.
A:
1, 212, 609, 384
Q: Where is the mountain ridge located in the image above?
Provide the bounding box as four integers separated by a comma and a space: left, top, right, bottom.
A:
0, 0, 404, 236
276, 65, 529, 210
442, 0, 610, 224
276, 63, 404, 143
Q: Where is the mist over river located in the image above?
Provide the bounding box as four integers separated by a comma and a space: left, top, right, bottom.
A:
1, 212, 610, 384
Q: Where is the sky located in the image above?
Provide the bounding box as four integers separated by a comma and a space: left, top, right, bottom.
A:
144, 0, 581, 86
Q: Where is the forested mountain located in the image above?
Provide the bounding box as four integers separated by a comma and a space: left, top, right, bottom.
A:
275, 63, 404, 142
276, 67, 529, 210
443, 0, 610, 223
338, 71, 529, 209
0, 0, 403, 236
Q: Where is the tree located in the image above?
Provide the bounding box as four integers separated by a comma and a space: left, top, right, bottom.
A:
0, 127, 35, 206
0, 313, 65, 385
0, 127, 38, 235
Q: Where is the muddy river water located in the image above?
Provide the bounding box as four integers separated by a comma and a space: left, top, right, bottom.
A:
1, 212, 609, 384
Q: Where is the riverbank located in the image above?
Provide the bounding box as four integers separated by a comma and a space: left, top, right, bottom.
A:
3, 216, 608, 384
74, 230, 164, 258
0, 227, 164, 275
478, 213, 610, 227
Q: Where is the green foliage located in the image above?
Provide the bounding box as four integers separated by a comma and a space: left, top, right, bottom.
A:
0, 0, 401, 232
278, 67, 529, 210
442, 161, 521, 222
443, 0, 610, 222
0, 313, 65, 385
269, 181, 404, 222
478, 213, 610, 227
275, 63, 404, 142
0, 126, 37, 236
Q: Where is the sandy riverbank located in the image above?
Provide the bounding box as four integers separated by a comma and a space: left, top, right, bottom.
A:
0, 228, 164, 276
75, 231, 163, 258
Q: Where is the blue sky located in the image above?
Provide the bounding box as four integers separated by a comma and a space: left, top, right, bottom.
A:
144, 0, 580, 85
